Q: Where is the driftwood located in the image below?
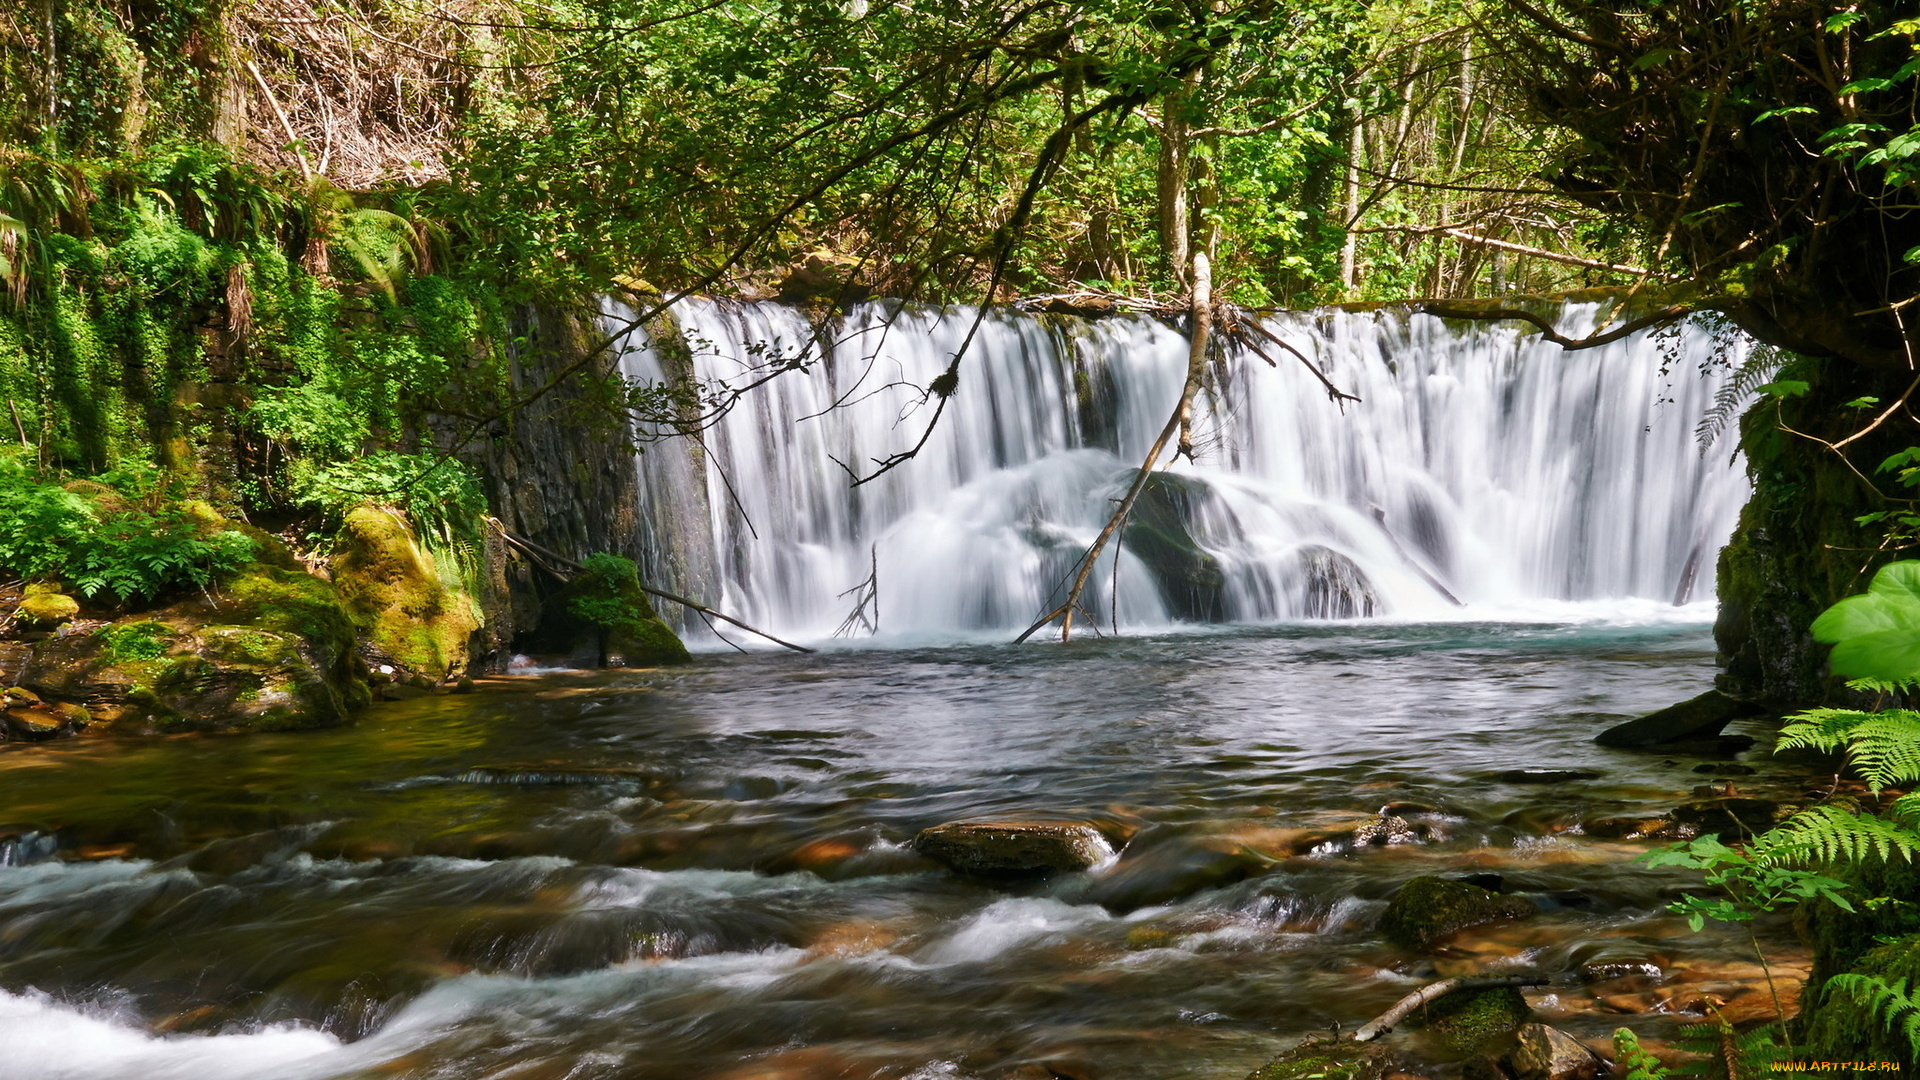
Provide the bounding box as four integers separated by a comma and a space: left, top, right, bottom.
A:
1351, 975, 1549, 1042
486, 520, 817, 655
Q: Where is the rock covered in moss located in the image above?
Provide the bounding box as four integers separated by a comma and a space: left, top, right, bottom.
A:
329, 505, 482, 680
14, 527, 369, 733
15, 585, 79, 627
543, 553, 690, 667
1379, 876, 1538, 951
912, 820, 1114, 876
1243, 1037, 1402, 1080
1418, 986, 1533, 1055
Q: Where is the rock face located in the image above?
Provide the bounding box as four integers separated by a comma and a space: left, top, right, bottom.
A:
1511, 1024, 1604, 1080
329, 505, 483, 680
1378, 876, 1538, 951
1593, 690, 1765, 747
912, 821, 1114, 876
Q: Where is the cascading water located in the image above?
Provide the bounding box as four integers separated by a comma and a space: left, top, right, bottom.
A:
610, 299, 1755, 641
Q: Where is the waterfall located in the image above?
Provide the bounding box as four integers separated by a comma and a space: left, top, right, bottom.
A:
608, 299, 1754, 642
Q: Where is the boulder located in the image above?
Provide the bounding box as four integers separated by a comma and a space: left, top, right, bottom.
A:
1420, 986, 1533, 1055
1510, 1024, 1604, 1080
329, 505, 482, 680
1593, 691, 1764, 748
3, 706, 71, 740
912, 820, 1114, 876
1083, 827, 1265, 911
1491, 769, 1603, 784
15, 586, 79, 627
1379, 876, 1538, 951
1297, 545, 1379, 619
1122, 473, 1228, 622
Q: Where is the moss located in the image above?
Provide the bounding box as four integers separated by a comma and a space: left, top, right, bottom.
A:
1378, 876, 1537, 951
1798, 858, 1920, 1057
553, 552, 690, 666
16, 590, 80, 625
1244, 1038, 1399, 1080
327, 505, 480, 679
1418, 986, 1532, 1055
1802, 933, 1920, 1060
97, 620, 174, 662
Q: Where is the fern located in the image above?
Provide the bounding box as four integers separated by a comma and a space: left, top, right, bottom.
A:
1778, 707, 1920, 792
1669, 1015, 1782, 1080
1613, 1028, 1669, 1080
1695, 337, 1785, 451
1758, 805, 1920, 866
1825, 974, 1920, 1060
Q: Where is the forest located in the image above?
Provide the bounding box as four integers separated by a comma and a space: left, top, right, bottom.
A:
1, 0, 1919, 1077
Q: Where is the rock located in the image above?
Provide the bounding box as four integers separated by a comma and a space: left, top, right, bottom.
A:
15, 588, 79, 627
1354, 814, 1420, 846
1083, 827, 1265, 911
1691, 763, 1755, 775
1491, 769, 1603, 784
536, 553, 690, 667
1665, 797, 1791, 841
1, 686, 41, 706
3, 706, 71, 740
1245, 1037, 1403, 1080
1579, 816, 1670, 839
1379, 876, 1538, 951
1419, 986, 1533, 1055
1123, 472, 1229, 621
329, 505, 482, 680
912, 820, 1114, 876
1297, 545, 1378, 619
1510, 1024, 1603, 1080
1593, 691, 1764, 748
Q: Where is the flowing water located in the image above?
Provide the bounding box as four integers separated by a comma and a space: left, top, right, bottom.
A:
0, 305, 1805, 1079
615, 301, 1753, 640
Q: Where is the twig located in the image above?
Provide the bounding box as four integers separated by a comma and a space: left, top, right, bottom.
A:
1352, 975, 1548, 1042
1414, 300, 1697, 351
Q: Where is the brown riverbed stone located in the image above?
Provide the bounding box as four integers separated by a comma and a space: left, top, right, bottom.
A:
912, 820, 1114, 875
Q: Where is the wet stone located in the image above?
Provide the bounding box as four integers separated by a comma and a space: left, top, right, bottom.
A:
1245, 1037, 1402, 1080
1511, 1024, 1604, 1080
1593, 690, 1764, 748
1354, 814, 1419, 846
911, 820, 1114, 876
1418, 986, 1533, 1055
1492, 769, 1603, 784
1379, 875, 1538, 951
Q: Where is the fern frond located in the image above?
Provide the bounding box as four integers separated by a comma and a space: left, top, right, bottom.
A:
1696, 338, 1785, 452
1759, 805, 1920, 865
1825, 974, 1920, 1061
1670, 1016, 1782, 1079
1890, 792, 1920, 830
1777, 708, 1882, 755
1841, 713, 1920, 791
1613, 1028, 1670, 1080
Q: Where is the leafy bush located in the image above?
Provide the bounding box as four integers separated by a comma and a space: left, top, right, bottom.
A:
0, 455, 255, 605
567, 553, 652, 638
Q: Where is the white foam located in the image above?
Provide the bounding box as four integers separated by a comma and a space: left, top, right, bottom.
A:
0, 990, 345, 1080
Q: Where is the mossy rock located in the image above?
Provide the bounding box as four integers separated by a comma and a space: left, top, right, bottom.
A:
1244, 1037, 1401, 1080
16, 590, 80, 626
1379, 876, 1538, 951
544, 553, 690, 667
1416, 986, 1532, 1055
1802, 928, 1920, 1060
1122, 472, 1227, 622
328, 505, 481, 679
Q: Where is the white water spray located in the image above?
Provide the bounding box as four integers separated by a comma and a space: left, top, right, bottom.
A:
609, 300, 1753, 641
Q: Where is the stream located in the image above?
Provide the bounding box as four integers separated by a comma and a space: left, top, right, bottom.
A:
0, 617, 1812, 1080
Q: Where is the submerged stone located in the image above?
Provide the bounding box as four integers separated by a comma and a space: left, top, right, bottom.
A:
1593, 690, 1764, 748
1082, 827, 1265, 911
1379, 876, 1537, 951
912, 820, 1114, 876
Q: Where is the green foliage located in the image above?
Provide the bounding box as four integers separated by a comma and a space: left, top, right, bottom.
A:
1825, 974, 1920, 1058
567, 553, 653, 638
1642, 834, 1856, 931
1779, 707, 1920, 795
97, 621, 172, 662
0, 454, 254, 605
1810, 561, 1920, 686
1611, 1028, 1666, 1080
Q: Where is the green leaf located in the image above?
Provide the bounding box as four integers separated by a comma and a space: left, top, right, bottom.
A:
1840, 77, 1896, 95
1826, 11, 1866, 32
1756, 379, 1809, 398
1753, 105, 1819, 123
1846, 396, 1883, 408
